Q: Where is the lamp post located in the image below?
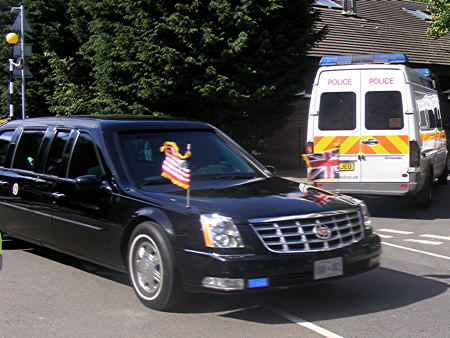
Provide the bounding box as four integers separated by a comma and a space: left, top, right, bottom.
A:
5, 32, 19, 119
11, 5, 26, 119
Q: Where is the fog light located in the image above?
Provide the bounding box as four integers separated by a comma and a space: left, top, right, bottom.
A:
202, 277, 245, 291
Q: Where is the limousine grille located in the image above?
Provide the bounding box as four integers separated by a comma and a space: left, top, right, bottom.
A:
249, 209, 364, 253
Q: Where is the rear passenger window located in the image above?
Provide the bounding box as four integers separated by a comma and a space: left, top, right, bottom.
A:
427, 110, 437, 128
68, 132, 105, 179
0, 130, 15, 167
319, 92, 356, 130
365, 91, 403, 130
12, 130, 45, 171
45, 130, 71, 176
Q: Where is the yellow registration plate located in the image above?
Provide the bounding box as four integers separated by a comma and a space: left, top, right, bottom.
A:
339, 162, 354, 171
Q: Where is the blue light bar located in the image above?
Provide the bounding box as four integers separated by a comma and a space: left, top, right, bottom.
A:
319, 53, 409, 66
413, 68, 431, 77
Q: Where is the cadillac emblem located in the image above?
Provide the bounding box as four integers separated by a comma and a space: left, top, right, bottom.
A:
313, 224, 332, 240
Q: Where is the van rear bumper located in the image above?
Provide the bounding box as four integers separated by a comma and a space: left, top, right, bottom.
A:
315, 181, 419, 196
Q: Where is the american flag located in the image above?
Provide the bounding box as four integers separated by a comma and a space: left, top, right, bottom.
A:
160, 142, 191, 189
302, 148, 339, 181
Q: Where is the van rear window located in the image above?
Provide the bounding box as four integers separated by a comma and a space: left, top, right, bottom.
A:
365, 91, 403, 130
318, 92, 356, 130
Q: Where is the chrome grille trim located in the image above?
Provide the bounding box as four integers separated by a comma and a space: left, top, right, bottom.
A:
249, 209, 364, 253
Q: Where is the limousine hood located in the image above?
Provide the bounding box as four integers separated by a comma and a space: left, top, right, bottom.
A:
140, 177, 358, 220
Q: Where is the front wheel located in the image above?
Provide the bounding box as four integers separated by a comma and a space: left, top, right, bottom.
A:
413, 171, 433, 208
438, 164, 448, 185
127, 221, 184, 311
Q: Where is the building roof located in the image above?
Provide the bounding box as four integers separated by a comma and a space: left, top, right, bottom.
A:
309, 0, 450, 66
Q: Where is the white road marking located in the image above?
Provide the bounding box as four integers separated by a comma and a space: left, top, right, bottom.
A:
404, 239, 442, 246
382, 242, 450, 260
420, 234, 450, 241
378, 229, 414, 235
378, 234, 393, 239
267, 306, 343, 338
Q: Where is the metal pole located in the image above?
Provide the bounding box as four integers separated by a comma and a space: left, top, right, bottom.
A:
20, 5, 26, 119
8, 46, 14, 118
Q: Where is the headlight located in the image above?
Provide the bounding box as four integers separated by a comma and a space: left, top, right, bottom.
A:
358, 200, 372, 229
200, 214, 244, 248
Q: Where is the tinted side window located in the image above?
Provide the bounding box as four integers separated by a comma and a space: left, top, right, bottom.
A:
68, 132, 104, 179
427, 110, 437, 129
365, 91, 403, 130
319, 92, 356, 130
0, 130, 15, 167
45, 130, 71, 176
12, 130, 45, 171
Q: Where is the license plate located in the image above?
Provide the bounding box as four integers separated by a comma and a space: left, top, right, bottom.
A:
314, 257, 343, 280
339, 162, 354, 171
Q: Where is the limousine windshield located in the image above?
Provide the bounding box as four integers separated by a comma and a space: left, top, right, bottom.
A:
118, 130, 266, 188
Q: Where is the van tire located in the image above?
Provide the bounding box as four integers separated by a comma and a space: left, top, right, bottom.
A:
438, 164, 448, 185
127, 221, 185, 311
414, 171, 433, 208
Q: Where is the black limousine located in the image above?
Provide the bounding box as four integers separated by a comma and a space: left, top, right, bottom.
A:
0, 116, 381, 310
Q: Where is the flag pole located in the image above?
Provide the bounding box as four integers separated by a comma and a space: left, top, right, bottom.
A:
186, 143, 191, 208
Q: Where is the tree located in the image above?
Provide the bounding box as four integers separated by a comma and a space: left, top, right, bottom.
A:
68, 0, 325, 142
1, 0, 325, 145
427, 0, 450, 38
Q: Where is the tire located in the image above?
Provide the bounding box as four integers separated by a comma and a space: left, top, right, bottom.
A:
127, 221, 184, 311
438, 164, 448, 185
414, 170, 433, 208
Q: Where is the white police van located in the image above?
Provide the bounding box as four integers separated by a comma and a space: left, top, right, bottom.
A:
306, 53, 448, 206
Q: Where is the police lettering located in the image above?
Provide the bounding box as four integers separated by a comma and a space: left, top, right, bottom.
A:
328, 78, 352, 86
369, 77, 394, 85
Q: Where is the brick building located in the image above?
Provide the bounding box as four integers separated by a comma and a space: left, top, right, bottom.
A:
260, 0, 450, 169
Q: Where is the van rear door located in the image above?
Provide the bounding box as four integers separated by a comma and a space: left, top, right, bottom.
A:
312, 69, 362, 182
359, 69, 409, 183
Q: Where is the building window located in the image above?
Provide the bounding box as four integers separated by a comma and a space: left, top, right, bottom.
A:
313, 0, 342, 10
402, 8, 432, 21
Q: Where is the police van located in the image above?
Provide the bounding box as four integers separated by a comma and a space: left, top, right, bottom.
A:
306, 53, 448, 206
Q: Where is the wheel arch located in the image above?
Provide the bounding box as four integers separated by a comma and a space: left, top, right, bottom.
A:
120, 207, 175, 269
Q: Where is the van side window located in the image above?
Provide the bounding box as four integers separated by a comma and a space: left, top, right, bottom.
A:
12, 130, 45, 171
318, 92, 356, 130
45, 130, 71, 176
365, 91, 403, 130
0, 130, 15, 167
427, 110, 436, 129
419, 110, 428, 128
68, 132, 105, 180
434, 108, 442, 129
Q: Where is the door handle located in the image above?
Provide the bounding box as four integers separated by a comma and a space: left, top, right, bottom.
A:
361, 138, 379, 145
0, 180, 8, 186
51, 192, 66, 199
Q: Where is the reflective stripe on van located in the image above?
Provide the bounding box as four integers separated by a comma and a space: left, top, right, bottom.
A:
314, 135, 409, 154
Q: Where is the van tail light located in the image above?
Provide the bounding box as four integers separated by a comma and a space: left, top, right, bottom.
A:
409, 140, 420, 167
306, 141, 314, 154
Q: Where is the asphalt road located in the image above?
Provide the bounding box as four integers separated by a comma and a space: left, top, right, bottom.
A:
1, 182, 449, 338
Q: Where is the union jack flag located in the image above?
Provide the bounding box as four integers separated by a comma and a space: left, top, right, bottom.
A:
303, 189, 331, 207
160, 142, 191, 189
302, 148, 339, 182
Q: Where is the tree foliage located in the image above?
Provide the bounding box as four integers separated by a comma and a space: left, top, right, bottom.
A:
427, 0, 450, 38
1, 0, 324, 143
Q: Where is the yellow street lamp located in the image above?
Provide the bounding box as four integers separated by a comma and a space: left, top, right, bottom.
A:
5, 32, 19, 44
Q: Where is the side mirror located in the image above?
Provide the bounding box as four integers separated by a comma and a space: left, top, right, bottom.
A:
75, 174, 101, 191
264, 165, 277, 175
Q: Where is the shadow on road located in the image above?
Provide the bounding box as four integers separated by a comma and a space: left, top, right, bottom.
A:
2, 237, 448, 322
351, 182, 450, 220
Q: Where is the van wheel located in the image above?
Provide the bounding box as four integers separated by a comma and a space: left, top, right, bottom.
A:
127, 221, 184, 311
438, 165, 448, 185
414, 171, 433, 208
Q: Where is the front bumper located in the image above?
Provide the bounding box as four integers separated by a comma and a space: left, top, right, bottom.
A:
176, 234, 381, 293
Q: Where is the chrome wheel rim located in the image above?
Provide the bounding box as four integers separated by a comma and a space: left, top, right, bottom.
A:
130, 235, 163, 299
